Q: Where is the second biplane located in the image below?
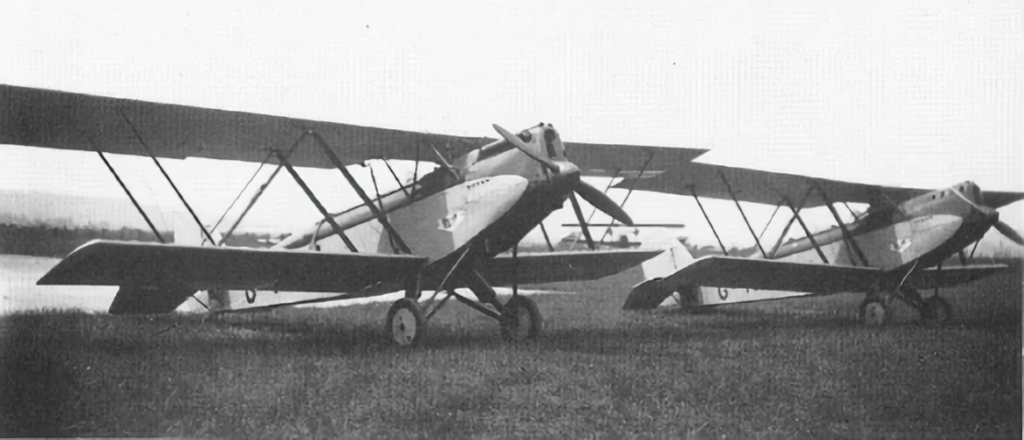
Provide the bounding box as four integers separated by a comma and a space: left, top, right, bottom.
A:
618, 161, 1024, 326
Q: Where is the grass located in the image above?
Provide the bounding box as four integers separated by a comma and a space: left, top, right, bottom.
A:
1, 263, 1020, 438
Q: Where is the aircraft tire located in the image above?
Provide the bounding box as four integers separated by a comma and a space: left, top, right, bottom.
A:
919, 296, 952, 327
386, 298, 426, 347
858, 299, 890, 326
501, 295, 542, 342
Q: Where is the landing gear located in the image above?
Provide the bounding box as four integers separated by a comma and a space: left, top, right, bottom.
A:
856, 283, 955, 327
386, 298, 426, 346
900, 285, 954, 327
385, 244, 544, 347
501, 295, 542, 342
919, 296, 952, 327
858, 298, 891, 326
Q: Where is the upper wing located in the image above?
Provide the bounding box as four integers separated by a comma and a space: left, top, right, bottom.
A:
613, 161, 931, 207
38, 240, 425, 293
1, 84, 708, 174
1, 84, 488, 169
474, 249, 662, 286
565, 142, 708, 179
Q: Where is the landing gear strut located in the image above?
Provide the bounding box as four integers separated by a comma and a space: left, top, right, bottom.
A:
857, 284, 954, 327
384, 244, 544, 347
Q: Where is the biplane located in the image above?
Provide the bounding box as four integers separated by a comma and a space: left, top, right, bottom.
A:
618, 161, 1024, 326
0, 84, 715, 345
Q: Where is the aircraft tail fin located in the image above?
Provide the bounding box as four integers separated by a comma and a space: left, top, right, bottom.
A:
623, 236, 695, 310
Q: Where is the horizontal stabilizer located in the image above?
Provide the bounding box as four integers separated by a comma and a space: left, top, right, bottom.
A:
38, 240, 425, 294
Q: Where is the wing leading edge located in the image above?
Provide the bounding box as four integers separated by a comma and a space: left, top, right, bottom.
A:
38, 240, 425, 293
1, 84, 707, 175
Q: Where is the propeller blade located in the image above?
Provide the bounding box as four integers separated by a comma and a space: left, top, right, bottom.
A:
574, 180, 634, 226
980, 190, 1024, 210
568, 192, 595, 250
994, 220, 1024, 245
492, 124, 560, 172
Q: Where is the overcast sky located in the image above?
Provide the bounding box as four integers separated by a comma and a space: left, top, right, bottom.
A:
0, 0, 1020, 249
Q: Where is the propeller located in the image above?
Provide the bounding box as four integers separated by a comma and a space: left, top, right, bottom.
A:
994, 220, 1024, 245
492, 124, 562, 173
574, 180, 634, 227
492, 124, 634, 251
967, 185, 1024, 246
568, 192, 596, 249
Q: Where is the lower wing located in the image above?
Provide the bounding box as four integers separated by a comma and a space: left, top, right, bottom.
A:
38, 240, 426, 314
475, 249, 663, 286
623, 256, 1008, 310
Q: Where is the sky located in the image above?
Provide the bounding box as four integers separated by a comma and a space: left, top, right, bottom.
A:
0, 0, 1021, 251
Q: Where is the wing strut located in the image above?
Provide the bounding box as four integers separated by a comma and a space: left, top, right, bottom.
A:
380, 159, 411, 198
816, 186, 870, 266
768, 203, 799, 258
95, 150, 166, 244
784, 194, 830, 264
369, 164, 400, 253
214, 136, 303, 246
759, 204, 782, 239
599, 151, 654, 243
212, 152, 278, 245
273, 149, 359, 253
308, 131, 413, 255
690, 187, 729, 256
717, 170, 768, 258
119, 110, 217, 246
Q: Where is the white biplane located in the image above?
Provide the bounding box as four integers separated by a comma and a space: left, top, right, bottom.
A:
0, 84, 708, 345
618, 160, 1023, 326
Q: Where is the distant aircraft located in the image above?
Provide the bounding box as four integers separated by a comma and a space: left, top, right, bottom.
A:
618, 161, 1024, 326
0, 84, 708, 345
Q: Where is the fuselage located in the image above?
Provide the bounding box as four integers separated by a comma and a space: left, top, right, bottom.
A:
275, 123, 575, 253
675, 181, 1005, 308
758, 181, 997, 271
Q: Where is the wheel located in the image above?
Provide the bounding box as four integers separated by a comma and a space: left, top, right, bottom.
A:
919, 296, 952, 327
858, 299, 890, 326
500, 295, 542, 342
385, 298, 426, 346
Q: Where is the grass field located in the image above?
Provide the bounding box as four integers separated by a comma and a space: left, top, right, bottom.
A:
1, 263, 1020, 438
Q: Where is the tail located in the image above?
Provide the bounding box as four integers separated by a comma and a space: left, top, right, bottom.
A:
623, 235, 695, 310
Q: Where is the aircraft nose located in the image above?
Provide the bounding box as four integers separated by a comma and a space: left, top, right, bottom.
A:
976, 205, 999, 223
556, 161, 581, 177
